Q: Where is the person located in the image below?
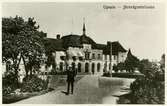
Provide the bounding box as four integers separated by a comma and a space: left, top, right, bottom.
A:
66, 66, 76, 95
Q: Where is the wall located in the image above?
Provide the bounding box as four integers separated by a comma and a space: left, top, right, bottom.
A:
118, 52, 127, 63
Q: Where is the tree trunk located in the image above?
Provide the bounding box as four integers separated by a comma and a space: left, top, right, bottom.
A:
12, 54, 22, 87
21, 54, 29, 77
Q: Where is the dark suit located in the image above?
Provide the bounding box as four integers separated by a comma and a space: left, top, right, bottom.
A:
67, 69, 76, 94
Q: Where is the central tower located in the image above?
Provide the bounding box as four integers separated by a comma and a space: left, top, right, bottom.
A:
82, 18, 86, 36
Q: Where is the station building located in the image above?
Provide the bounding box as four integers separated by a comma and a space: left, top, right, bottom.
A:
44, 22, 127, 75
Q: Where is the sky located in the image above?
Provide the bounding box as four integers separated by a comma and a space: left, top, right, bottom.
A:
2, 2, 165, 61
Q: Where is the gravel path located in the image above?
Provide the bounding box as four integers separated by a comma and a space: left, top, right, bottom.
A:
15, 75, 135, 104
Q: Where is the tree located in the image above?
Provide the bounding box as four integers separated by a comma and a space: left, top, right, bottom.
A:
113, 64, 118, 73
117, 62, 125, 72
118, 61, 164, 104
124, 49, 139, 73
2, 16, 47, 78
160, 54, 165, 72
138, 59, 152, 74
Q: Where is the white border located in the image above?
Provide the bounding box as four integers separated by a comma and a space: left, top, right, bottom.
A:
0, 0, 166, 106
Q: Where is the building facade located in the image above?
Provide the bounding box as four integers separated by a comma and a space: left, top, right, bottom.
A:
44, 22, 127, 75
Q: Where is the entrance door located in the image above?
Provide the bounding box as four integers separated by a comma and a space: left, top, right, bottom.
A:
92, 63, 95, 74
85, 63, 89, 73
78, 63, 81, 72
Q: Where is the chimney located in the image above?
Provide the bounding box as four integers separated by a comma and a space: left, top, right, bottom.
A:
57, 34, 60, 39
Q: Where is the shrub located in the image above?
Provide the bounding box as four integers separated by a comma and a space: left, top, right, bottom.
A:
3, 71, 19, 95
112, 73, 144, 78
21, 75, 49, 92
102, 72, 111, 77
117, 69, 165, 104
130, 75, 164, 104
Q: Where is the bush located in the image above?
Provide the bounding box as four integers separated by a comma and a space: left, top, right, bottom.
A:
102, 72, 111, 77
130, 76, 164, 104
117, 70, 165, 104
3, 71, 19, 95
21, 75, 49, 92
112, 73, 144, 78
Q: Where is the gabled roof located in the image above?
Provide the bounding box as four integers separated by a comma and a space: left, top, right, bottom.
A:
94, 41, 127, 55
112, 41, 127, 55
93, 43, 109, 55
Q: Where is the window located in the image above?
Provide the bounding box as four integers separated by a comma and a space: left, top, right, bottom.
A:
72, 56, 77, 61
109, 63, 111, 70
85, 52, 90, 60
92, 63, 95, 74
98, 54, 101, 59
88, 53, 90, 59
79, 57, 83, 61
85, 63, 89, 73
85, 53, 87, 59
78, 63, 81, 72
92, 53, 95, 59
105, 55, 107, 60
97, 63, 101, 72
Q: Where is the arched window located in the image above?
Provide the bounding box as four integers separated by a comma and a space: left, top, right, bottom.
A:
78, 63, 81, 72
103, 62, 107, 72
97, 63, 101, 72
108, 63, 110, 70
92, 63, 95, 74
85, 63, 89, 73
109, 63, 111, 70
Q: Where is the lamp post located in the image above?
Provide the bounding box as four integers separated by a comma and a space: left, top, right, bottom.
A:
107, 41, 112, 76
65, 50, 69, 72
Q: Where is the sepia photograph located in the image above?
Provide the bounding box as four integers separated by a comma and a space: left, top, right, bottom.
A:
1, 1, 165, 104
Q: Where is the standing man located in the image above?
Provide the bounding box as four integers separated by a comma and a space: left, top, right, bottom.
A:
66, 66, 76, 95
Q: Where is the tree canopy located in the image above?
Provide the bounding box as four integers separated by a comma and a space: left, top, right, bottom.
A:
2, 16, 47, 77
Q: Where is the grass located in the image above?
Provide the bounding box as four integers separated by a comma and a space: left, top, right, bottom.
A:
3, 89, 53, 104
